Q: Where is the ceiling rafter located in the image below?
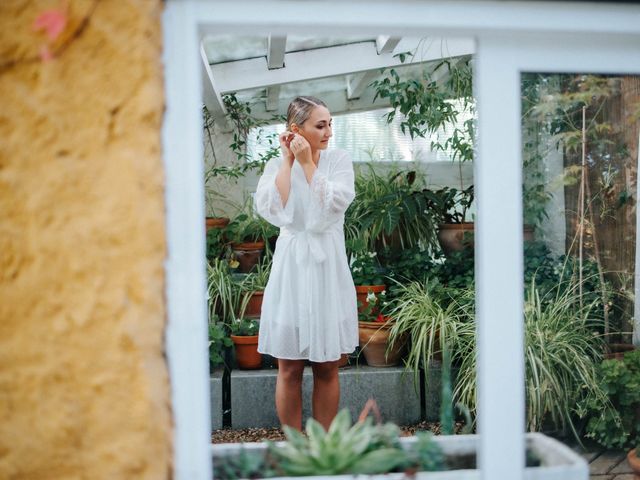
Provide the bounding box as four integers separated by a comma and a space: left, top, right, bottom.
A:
209, 38, 475, 93
267, 34, 287, 69
376, 35, 401, 54
200, 43, 228, 126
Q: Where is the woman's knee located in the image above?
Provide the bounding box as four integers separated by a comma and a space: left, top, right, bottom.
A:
278, 359, 306, 384
311, 360, 339, 382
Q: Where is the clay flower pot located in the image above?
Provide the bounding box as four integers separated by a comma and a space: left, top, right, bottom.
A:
437, 223, 474, 255
358, 320, 405, 367
232, 241, 265, 273
206, 217, 230, 231
244, 291, 264, 319
231, 334, 262, 369
627, 449, 640, 476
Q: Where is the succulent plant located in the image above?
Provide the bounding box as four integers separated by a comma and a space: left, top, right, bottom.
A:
269, 408, 444, 476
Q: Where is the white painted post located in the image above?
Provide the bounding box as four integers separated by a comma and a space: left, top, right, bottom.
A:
474, 35, 525, 480
162, 3, 212, 480
635, 131, 640, 347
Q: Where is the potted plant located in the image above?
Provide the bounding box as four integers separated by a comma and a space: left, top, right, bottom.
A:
229, 317, 261, 370
357, 290, 405, 367
424, 185, 475, 255
345, 165, 440, 257
238, 258, 271, 319
349, 249, 387, 313
225, 200, 278, 273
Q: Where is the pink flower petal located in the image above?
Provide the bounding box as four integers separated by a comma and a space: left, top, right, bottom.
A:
33, 10, 67, 41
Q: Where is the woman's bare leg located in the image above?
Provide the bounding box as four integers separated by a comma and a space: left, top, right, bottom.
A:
275, 359, 306, 431
310, 359, 341, 430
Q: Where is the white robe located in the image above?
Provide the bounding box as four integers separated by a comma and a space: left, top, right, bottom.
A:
254, 148, 358, 362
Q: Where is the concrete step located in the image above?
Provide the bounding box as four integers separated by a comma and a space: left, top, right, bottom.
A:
211, 364, 446, 430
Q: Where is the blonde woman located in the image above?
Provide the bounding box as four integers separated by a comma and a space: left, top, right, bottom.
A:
255, 96, 358, 431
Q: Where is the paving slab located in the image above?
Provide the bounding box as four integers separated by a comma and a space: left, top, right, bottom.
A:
589, 475, 614, 480
609, 455, 633, 474
582, 451, 601, 463
608, 475, 636, 480
589, 451, 627, 475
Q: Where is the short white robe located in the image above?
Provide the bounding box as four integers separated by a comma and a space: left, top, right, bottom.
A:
254, 148, 358, 362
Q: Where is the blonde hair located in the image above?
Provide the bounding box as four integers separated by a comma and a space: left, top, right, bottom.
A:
286, 96, 327, 129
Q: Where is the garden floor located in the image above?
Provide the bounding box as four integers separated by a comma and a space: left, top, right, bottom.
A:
212, 426, 636, 479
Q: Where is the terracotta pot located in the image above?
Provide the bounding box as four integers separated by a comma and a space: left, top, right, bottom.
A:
437, 223, 474, 255
438, 223, 536, 254
244, 291, 264, 319
626, 449, 640, 476
355, 285, 386, 313
232, 241, 265, 273
206, 217, 230, 231
523, 224, 535, 242
231, 334, 262, 369
604, 343, 636, 361
358, 321, 405, 367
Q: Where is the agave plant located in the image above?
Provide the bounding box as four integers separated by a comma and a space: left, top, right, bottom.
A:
269, 408, 444, 476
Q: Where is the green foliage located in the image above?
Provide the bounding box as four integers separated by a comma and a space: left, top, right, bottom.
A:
345, 164, 440, 255
381, 245, 435, 285
206, 227, 226, 262
424, 185, 475, 224
224, 199, 278, 246
208, 317, 232, 369
268, 409, 444, 476
582, 350, 640, 449
213, 447, 276, 480
357, 290, 390, 323
349, 250, 387, 286
370, 59, 474, 165
229, 317, 259, 336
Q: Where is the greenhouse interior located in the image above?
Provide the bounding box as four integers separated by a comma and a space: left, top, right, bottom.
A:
201, 33, 640, 479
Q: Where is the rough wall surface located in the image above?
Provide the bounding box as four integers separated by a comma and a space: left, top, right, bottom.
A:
0, 1, 172, 478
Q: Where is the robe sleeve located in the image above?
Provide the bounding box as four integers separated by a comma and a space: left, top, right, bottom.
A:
255, 157, 295, 228
306, 150, 355, 232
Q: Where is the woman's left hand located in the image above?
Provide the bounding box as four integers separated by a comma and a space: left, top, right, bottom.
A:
289, 134, 312, 165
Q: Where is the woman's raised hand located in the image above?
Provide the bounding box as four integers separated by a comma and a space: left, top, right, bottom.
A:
279, 130, 295, 166
289, 133, 312, 166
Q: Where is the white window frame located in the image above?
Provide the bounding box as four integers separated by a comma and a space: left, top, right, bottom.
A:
162, 2, 640, 479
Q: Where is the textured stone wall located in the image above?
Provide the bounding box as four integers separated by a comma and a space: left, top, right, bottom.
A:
0, 1, 171, 478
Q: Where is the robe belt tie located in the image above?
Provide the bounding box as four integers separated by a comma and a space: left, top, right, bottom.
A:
279, 228, 330, 353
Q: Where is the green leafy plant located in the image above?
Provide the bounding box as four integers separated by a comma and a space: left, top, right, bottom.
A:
206, 227, 226, 262
357, 290, 390, 323
229, 317, 259, 336
581, 349, 640, 449
224, 198, 278, 246
424, 185, 475, 224
213, 446, 276, 480
345, 164, 440, 255
349, 250, 387, 286
208, 316, 232, 369
268, 408, 445, 476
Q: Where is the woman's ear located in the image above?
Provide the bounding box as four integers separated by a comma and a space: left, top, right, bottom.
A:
291, 124, 299, 133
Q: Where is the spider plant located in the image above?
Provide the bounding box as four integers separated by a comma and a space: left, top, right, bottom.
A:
207, 258, 250, 323
452, 276, 610, 440
387, 280, 473, 389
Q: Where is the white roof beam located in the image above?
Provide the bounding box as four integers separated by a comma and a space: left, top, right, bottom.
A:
245, 87, 391, 122
265, 85, 281, 111
376, 35, 401, 54
199, 43, 228, 124
346, 71, 378, 100
267, 34, 287, 69
211, 38, 475, 93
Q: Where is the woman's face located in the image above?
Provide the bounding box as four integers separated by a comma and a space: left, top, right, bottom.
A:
297, 106, 332, 151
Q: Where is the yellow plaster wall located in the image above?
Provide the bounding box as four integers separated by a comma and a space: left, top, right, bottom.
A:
0, 1, 172, 478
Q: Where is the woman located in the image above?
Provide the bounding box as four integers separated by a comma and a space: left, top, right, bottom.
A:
255, 96, 358, 431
